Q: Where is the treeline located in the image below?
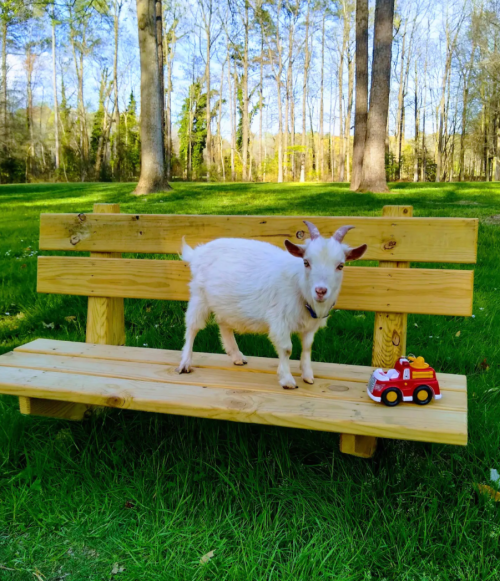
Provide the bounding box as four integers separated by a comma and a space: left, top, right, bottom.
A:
1, 0, 500, 184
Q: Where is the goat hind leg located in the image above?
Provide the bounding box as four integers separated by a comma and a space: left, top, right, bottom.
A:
219, 324, 247, 366
270, 331, 296, 389
177, 295, 209, 373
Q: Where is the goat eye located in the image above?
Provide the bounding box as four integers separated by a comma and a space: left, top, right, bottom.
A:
337, 264, 344, 271
304, 259, 310, 268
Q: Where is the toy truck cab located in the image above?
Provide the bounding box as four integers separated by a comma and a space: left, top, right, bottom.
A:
367, 356, 441, 407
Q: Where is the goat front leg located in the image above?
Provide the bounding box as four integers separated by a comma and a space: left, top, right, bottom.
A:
300, 330, 316, 384
270, 331, 296, 389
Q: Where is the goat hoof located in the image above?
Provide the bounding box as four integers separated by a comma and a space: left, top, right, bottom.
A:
176, 365, 192, 374
302, 376, 314, 385
233, 360, 247, 366
282, 383, 298, 390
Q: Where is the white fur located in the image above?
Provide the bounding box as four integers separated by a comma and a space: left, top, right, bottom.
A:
177, 229, 366, 389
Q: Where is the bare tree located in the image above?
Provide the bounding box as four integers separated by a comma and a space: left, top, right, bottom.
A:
351, 0, 368, 190
357, 0, 395, 193
134, 0, 171, 194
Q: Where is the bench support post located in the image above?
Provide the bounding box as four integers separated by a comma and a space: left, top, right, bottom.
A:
339, 205, 413, 458
20, 204, 125, 420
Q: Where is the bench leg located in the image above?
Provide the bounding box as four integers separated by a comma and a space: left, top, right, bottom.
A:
19, 397, 91, 421
339, 434, 377, 458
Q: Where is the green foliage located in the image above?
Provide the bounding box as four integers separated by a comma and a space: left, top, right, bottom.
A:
178, 81, 209, 179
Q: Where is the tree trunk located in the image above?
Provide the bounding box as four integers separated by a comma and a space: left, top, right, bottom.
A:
259, 32, 264, 181
134, 0, 171, 194
218, 58, 225, 181
338, 5, 348, 182
459, 42, 476, 181
242, 3, 249, 180
351, 0, 368, 191
319, 13, 325, 180
1, 20, 7, 152
413, 60, 419, 182
26, 47, 34, 181
51, 9, 60, 171
300, 0, 310, 183
228, 47, 235, 181
345, 47, 354, 183
204, 9, 211, 180
357, 0, 395, 193
113, 1, 122, 179
395, 27, 406, 180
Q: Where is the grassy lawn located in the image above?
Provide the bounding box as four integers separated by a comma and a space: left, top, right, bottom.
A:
0, 181, 499, 580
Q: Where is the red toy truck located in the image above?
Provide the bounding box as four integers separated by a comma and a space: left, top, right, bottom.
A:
367, 356, 441, 406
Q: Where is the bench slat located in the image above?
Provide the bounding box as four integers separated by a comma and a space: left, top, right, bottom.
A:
0, 351, 466, 411
37, 256, 474, 316
15, 339, 468, 391
0, 352, 467, 445
39, 213, 478, 264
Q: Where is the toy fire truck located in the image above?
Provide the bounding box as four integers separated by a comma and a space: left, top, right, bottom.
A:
367, 356, 441, 406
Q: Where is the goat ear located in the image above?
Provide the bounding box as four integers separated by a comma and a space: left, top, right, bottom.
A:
344, 244, 367, 262
285, 240, 306, 258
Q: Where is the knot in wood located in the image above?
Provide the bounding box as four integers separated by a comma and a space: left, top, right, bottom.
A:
107, 395, 125, 408
383, 240, 397, 250
296, 230, 305, 239
392, 330, 401, 347
328, 385, 349, 392
70, 235, 80, 246
77, 213, 86, 222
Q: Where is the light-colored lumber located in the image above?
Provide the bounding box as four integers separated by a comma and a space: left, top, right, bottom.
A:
86, 203, 125, 346
39, 213, 478, 264
18, 396, 91, 420
0, 351, 466, 411
0, 364, 467, 445
37, 256, 474, 316
15, 339, 468, 392
341, 206, 412, 458
339, 434, 378, 458
372, 206, 413, 368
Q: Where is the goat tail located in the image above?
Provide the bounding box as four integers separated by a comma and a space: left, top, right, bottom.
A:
180, 236, 195, 262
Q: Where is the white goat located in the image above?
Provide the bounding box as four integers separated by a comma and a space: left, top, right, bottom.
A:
177, 221, 367, 389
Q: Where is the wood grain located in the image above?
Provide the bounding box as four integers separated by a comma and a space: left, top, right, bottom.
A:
37, 256, 475, 316
15, 339, 467, 391
39, 213, 479, 263
86, 204, 125, 347
19, 396, 91, 420
372, 206, 413, 368
0, 351, 466, 411
0, 364, 467, 445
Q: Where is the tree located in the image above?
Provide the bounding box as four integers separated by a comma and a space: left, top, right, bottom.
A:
134, 0, 171, 194
351, 0, 368, 190
357, 0, 395, 193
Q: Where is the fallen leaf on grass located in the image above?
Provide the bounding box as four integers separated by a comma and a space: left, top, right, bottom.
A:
124, 501, 135, 509
111, 563, 125, 575
33, 570, 45, 581
414, 323, 418, 327
354, 314, 365, 319
455, 331, 461, 337
200, 550, 215, 565
479, 358, 490, 371
16, 312, 25, 320
20, 264, 27, 269
64, 316, 76, 323
42, 322, 54, 329
476, 483, 500, 502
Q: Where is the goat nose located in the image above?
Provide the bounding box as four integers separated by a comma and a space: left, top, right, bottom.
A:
315, 287, 327, 297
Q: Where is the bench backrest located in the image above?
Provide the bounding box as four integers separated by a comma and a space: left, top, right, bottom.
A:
37, 203, 478, 368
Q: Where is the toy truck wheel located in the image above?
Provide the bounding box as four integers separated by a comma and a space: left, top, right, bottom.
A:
381, 388, 402, 407
413, 385, 433, 405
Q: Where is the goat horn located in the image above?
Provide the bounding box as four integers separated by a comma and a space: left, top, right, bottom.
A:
333, 225, 354, 242
303, 220, 320, 240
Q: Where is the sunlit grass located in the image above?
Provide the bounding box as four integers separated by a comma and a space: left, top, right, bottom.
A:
0, 181, 500, 580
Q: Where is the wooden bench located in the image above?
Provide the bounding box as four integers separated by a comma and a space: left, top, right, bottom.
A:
0, 204, 477, 458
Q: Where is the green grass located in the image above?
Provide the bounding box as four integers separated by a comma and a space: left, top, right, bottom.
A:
0, 181, 499, 580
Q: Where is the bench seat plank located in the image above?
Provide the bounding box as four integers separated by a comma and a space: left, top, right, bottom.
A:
0, 340, 467, 445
